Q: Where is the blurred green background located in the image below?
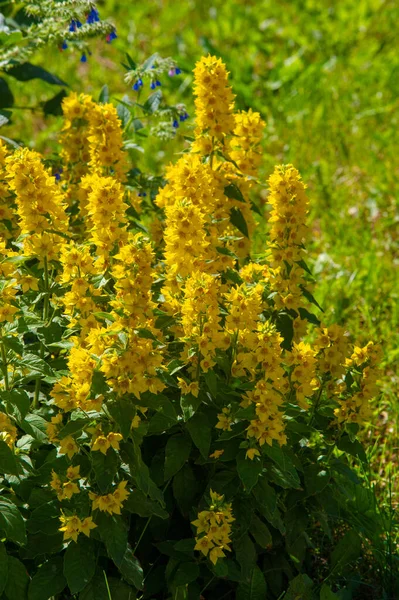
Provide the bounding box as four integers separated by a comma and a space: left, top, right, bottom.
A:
5, 0, 399, 496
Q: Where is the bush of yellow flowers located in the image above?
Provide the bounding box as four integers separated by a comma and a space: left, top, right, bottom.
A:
0, 55, 383, 600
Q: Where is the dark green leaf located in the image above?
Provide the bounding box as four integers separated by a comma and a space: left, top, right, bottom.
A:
236, 566, 267, 600
253, 479, 285, 534
337, 435, 367, 462
299, 285, 324, 312
249, 515, 272, 548
0, 496, 26, 545
331, 530, 361, 572
263, 444, 301, 489
42, 89, 67, 116
283, 574, 313, 600
320, 584, 340, 599
7, 62, 67, 86
124, 489, 168, 519
27, 501, 60, 535
0, 542, 8, 595
92, 448, 119, 493
275, 312, 294, 350
4, 556, 29, 600
57, 417, 89, 439
0, 440, 19, 475
172, 562, 199, 587
0, 78, 14, 109
96, 512, 128, 567
28, 556, 66, 600
235, 534, 257, 577
1, 389, 30, 421
119, 546, 144, 590
224, 183, 245, 202
230, 207, 248, 237
304, 465, 330, 496
186, 413, 211, 459
164, 434, 192, 480
237, 454, 263, 492
172, 465, 198, 515
298, 306, 321, 326
63, 537, 96, 594
21, 413, 48, 442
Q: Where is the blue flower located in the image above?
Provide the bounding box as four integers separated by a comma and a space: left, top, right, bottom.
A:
133, 82, 140, 91
106, 30, 117, 43
86, 8, 100, 24
138, 192, 147, 197
156, 80, 161, 87
61, 41, 68, 50
138, 78, 143, 87
173, 119, 179, 128
69, 19, 82, 32
175, 67, 182, 75
80, 53, 87, 63
150, 81, 156, 90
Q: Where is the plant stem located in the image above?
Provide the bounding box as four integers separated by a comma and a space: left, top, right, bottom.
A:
33, 256, 50, 408
0, 337, 9, 391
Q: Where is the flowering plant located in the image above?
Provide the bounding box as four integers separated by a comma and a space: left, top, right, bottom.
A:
0, 55, 385, 599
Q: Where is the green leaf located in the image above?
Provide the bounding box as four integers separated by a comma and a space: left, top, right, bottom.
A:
331, 530, 361, 572
235, 534, 257, 577
4, 556, 29, 600
337, 435, 367, 462
172, 562, 199, 587
119, 546, 144, 590
320, 584, 340, 599
298, 306, 321, 326
63, 537, 96, 594
0, 78, 14, 109
304, 465, 330, 496
121, 440, 164, 505
20, 354, 53, 376
224, 183, 245, 202
164, 434, 192, 480
0, 496, 26, 545
96, 513, 128, 567
249, 515, 272, 548
124, 489, 168, 519
186, 413, 211, 459
28, 556, 66, 600
108, 399, 136, 439
27, 501, 60, 536
236, 566, 267, 600
263, 444, 301, 489
180, 392, 201, 421
0, 440, 19, 475
0, 542, 8, 595
148, 397, 178, 433
7, 62, 67, 86
92, 448, 120, 493
299, 285, 324, 312
283, 574, 313, 599
172, 465, 198, 515
237, 453, 263, 491
42, 89, 67, 116
253, 479, 285, 534
57, 417, 89, 439
98, 84, 109, 103
1, 389, 30, 421
275, 312, 294, 350
20, 413, 48, 442
143, 90, 162, 113
230, 207, 249, 237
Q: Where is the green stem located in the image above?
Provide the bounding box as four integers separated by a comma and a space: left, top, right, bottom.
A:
0, 338, 9, 391
103, 571, 113, 600
33, 256, 50, 408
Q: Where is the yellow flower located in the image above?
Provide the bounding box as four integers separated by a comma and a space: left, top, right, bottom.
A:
245, 448, 261, 460
194, 535, 214, 557
66, 465, 80, 480
91, 435, 110, 455
209, 450, 224, 459
80, 516, 97, 537
59, 436, 79, 459
107, 432, 123, 450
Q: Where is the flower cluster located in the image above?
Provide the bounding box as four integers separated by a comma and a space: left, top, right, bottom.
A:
193, 490, 235, 565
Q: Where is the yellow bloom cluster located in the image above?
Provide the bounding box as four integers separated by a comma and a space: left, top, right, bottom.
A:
50, 465, 81, 501
86, 101, 127, 180
61, 92, 94, 185
5, 148, 68, 260
59, 514, 97, 543
193, 55, 236, 141
267, 164, 310, 311
229, 109, 265, 177
193, 490, 235, 565
90, 481, 129, 515
0, 141, 17, 242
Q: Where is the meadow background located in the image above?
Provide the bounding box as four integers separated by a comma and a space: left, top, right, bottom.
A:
1, 0, 398, 595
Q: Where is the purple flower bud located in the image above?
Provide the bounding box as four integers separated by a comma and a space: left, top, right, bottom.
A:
168, 68, 175, 77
